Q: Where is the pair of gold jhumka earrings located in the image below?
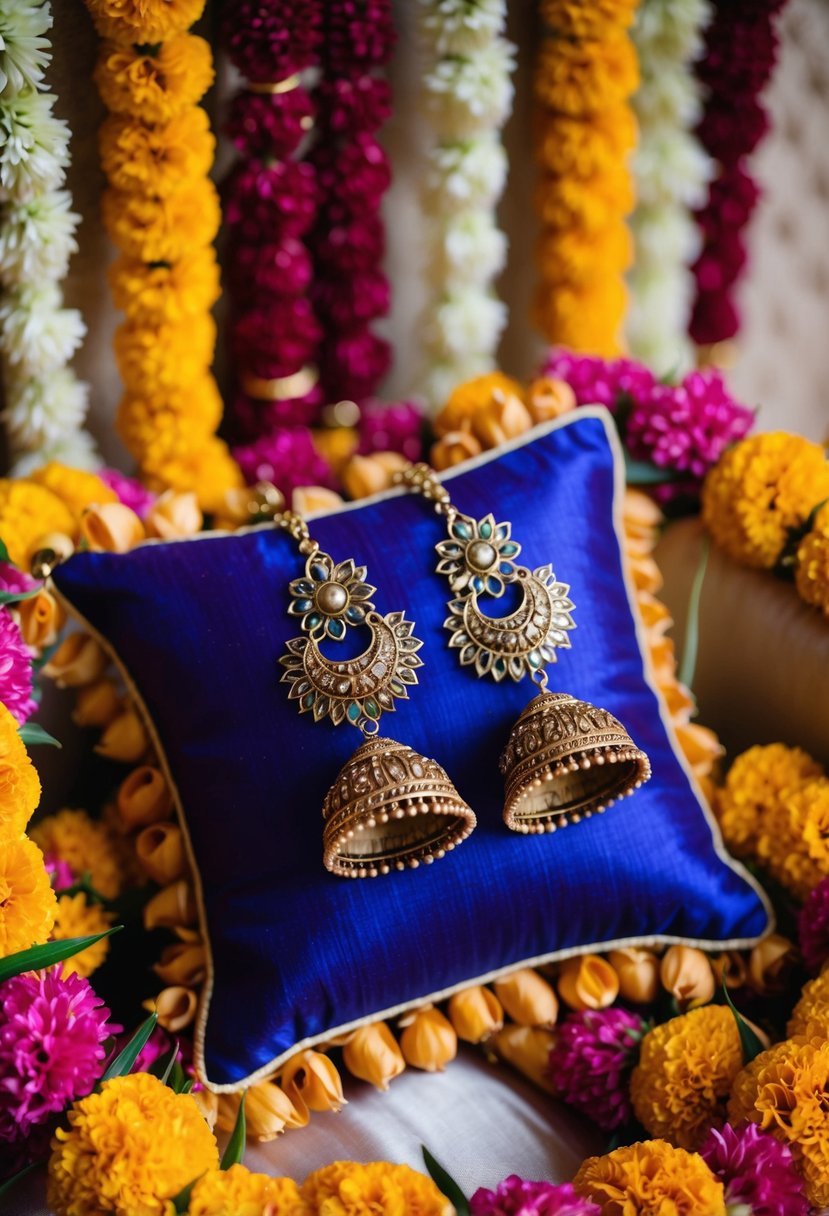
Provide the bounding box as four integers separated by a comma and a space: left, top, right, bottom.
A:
270, 463, 651, 879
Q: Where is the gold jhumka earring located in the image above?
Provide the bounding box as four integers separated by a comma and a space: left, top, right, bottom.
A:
394, 464, 651, 834
265, 493, 476, 878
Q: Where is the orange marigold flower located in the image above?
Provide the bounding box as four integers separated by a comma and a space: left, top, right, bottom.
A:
534, 277, 626, 355
787, 971, 829, 1040
99, 108, 215, 198
51, 893, 115, 979
94, 35, 214, 124
0, 479, 75, 569
27, 463, 118, 520
141, 437, 243, 515
535, 165, 635, 232
0, 835, 56, 955
47, 1073, 219, 1216
534, 34, 639, 117
189, 1164, 306, 1216
630, 1005, 743, 1150
114, 315, 216, 395
102, 177, 220, 262
535, 106, 637, 179
702, 432, 829, 570
540, 0, 639, 38
768, 780, 829, 899
300, 1162, 451, 1216
0, 702, 41, 839
30, 808, 125, 900
574, 1139, 725, 1215
117, 374, 224, 464
713, 742, 823, 858
433, 371, 525, 437
537, 221, 632, 285
109, 250, 221, 326
728, 1035, 829, 1209
796, 503, 829, 617
86, 0, 206, 44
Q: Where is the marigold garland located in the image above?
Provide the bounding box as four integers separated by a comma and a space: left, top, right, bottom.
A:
85, 0, 240, 510
533, 0, 639, 355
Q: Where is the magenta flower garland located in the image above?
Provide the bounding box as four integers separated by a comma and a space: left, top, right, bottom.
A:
547, 1007, 647, 1131
689, 0, 787, 347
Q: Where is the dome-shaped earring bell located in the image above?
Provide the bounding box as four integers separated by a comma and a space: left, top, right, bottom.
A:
323, 736, 476, 878
500, 692, 651, 834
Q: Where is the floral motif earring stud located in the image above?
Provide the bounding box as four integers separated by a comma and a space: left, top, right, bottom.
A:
395, 464, 652, 834
268, 498, 476, 877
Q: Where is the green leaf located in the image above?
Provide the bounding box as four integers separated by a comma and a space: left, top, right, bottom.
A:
0, 1159, 43, 1199
0, 586, 38, 606
723, 984, 765, 1064
422, 1146, 469, 1216
168, 1059, 189, 1094
101, 1012, 157, 1081
149, 1039, 180, 1087
0, 537, 10, 564
623, 456, 681, 486
678, 534, 710, 691
172, 1174, 203, 1213
180, 1077, 194, 1095
220, 1093, 246, 1170
18, 721, 62, 748
0, 926, 122, 983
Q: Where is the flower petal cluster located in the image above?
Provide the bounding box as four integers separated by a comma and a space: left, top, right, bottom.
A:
699, 1122, 809, 1216
798, 875, 829, 972
796, 502, 829, 618
51, 892, 115, 979
0, 834, 56, 955
300, 1160, 451, 1215
573, 1139, 725, 1214
548, 1007, 646, 1131
787, 970, 829, 1041
189, 1163, 306, 1215
471, 1174, 600, 1215
30, 808, 125, 900
0, 608, 36, 723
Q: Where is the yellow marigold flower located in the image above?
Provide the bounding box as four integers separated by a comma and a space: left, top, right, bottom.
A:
537, 221, 632, 285
30, 808, 124, 900
0, 835, 56, 955
86, 0, 206, 44
114, 315, 216, 395
536, 107, 637, 180
788, 971, 829, 1040
756, 780, 827, 900
795, 777, 829, 869
713, 742, 823, 859
301, 1161, 451, 1216
94, 35, 214, 123
534, 278, 626, 356
189, 1165, 307, 1216
728, 1035, 829, 1208
796, 503, 829, 616
540, 0, 639, 38
702, 432, 829, 569
535, 166, 635, 233
99, 109, 215, 199
117, 374, 224, 464
534, 34, 639, 117
47, 1072, 219, 1216
434, 371, 525, 437
52, 893, 114, 978
0, 702, 41, 839
27, 463, 118, 520
102, 178, 220, 263
0, 478, 75, 569
574, 1139, 725, 1215
141, 436, 242, 515
630, 1005, 743, 1150
109, 250, 221, 326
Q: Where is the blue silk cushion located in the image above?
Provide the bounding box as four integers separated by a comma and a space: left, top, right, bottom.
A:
53, 411, 769, 1089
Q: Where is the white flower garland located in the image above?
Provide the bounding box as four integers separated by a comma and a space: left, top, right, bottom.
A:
415, 0, 515, 411
626, 0, 713, 375
0, 0, 98, 474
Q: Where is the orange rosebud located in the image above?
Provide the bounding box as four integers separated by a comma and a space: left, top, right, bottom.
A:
608, 948, 660, 1004
709, 951, 748, 990
193, 1087, 219, 1131
447, 985, 503, 1043
43, 633, 108, 688
80, 502, 145, 553
343, 1022, 406, 1090
430, 430, 483, 471
494, 968, 559, 1027
399, 1006, 457, 1072
491, 1024, 556, 1093
72, 679, 123, 729
32, 530, 75, 563
341, 452, 408, 500
16, 588, 66, 650
96, 709, 149, 763
143, 985, 197, 1033
557, 955, 619, 1010
135, 821, 186, 884
622, 489, 663, 544
218, 1082, 307, 1140
117, 765, 173, 829
143, 879, 196, 931
153, 938, 206, 987
292, 486, 344, 515
659, 946, 715, 1009
471, 393, 533, 449
525, 377, 577, 424
748, 934, 799, 992
144, 490, 202, 539
281, 1050, 346, 1113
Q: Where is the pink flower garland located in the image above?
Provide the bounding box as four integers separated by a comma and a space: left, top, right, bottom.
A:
689, 0, 787, 346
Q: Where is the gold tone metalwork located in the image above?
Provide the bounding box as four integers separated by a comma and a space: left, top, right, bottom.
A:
322, 736, 476, 877
500, 692, 651, 833
30, 548, 59, 580
242, 366, 318, 401
247, 73, 302, 95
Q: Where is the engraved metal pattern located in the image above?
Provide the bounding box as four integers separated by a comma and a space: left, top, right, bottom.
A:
287, 550, 377, 642
500, 691, 652, 833
322, 736, 477, 878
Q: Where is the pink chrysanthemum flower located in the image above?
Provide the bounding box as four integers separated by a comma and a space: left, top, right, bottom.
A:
44, 853, 74, 893
541, 350, 655, 410
358, 399, 424, 463
471, 1175, 600, 1216
700, 1122, 809, 1216
0, 563, 35, 597
0, 609, 36, 724
0, 970, 115, 1142
98, 468, 155, 519
799, 876, 829, 973
234, 428, 335, 497
548, 1008, 646, 1131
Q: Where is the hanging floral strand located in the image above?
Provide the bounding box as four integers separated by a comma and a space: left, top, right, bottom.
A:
0, 0, 100, 475
414, 0, 516, 412
626, 0, 713, 375
689, 0, 788, 349
84, 0, 240, 511
532, 0, 640, 356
